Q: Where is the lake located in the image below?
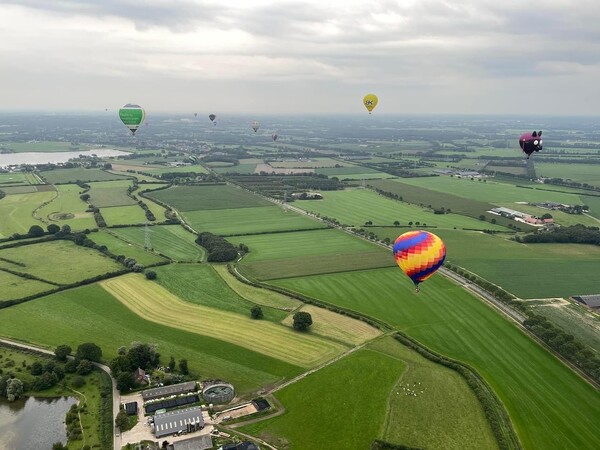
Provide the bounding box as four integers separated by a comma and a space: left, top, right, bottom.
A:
0, 149, 130, 168
0, 396, 78, 450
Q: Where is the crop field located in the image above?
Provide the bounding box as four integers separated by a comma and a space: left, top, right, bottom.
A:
182, 206, 325, 236
100, 205, 147, 226
87, 180, 137, 207
145, 164, 209, 175
271, 268, 600, 450
153, 264, 288, 321
212, 264, 302, 310
269, 158, 348, 168
39, 168, 130, 184
333, 172, 394, 180
109, 225, 204, 261
315, 165, 379, 176
147, 184, 272, 211
0, 270, 55, 303
295, 188, 508, 230
0, 185, 40, 194
281, 305, 381, 345
535, 162, 600, 187
0, 191, 56, 238
101, 274, 347, 367
0, 240, 122, 285
581, 195, 600, 219
36, 184, 97, 231
213, 163, 259, 174
368, 179, 532, 230
0, 284, 302, 393
230, 229, 395, 280
0, 140, 77, 153
0, 172, 30, 185
372, 337, 498, 450
241, 347, 405, 450
89, 231, 167, 265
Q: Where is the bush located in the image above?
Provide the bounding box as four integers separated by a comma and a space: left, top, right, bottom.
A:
145, 270, 157, 280
28, 225, 45, 237
292, 311, 313, 331
250, 306, 263, 319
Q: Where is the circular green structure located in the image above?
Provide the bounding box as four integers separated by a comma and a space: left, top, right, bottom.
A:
119, 104, 145, 135
202, 382, 235, 404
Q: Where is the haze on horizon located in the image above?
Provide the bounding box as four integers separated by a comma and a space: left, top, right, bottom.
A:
1, 0, 600, 116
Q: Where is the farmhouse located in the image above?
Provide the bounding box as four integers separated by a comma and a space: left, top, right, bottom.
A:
142, 381, 197, 402
153, 406, 204, 438
573, 295, 600, 311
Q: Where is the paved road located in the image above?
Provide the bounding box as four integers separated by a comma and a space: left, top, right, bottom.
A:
0, 337, 121, 450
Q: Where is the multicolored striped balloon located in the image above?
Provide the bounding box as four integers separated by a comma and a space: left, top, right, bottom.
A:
393, 231, 446, 291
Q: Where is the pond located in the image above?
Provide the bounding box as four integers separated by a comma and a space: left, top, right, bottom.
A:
0, 149, 130, 168
0, 396, 78, 450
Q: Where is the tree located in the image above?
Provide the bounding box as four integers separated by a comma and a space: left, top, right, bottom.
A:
104, 163, 113, 170
59, 224, 71, 235
293, 312, 313, 331
6, 378, 23, 401
77, 359, 94, 376
47, 224, 60, 234
116, 372, 135, 392
55, 344, 72, 362
145, 270, 157, 280
541, 213, 553, 220
76, 343, 102, 362
52, 443, 68, 450
28, 225, 45, 237
408, 221, 413, 226
30, 361, 44, 375
393, 221, 400, 226
250, 306, 263, 319
115, 409, 129, 431
64, 359, 78, 374
479, 215, 486, 221
168, 356, 176, 372
178, 359, 189, 375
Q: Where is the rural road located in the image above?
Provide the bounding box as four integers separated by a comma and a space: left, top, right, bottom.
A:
0, 337, 121, 450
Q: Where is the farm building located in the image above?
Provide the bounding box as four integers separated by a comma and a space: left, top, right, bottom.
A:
252, 398, 270, 412
167, 434, 213, 450
153, 406, 204, 438
222, 442, 260, 450
124, 401, 138, 416
573, 295, 600, 311
202, 381, 235, 404
145, 394, 200, 414
142, 381, 197, 402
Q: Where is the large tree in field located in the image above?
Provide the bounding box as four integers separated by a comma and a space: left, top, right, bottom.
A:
55, 344, 72, 362
28, 225, 45, 237
293, 312, 313, 331
76, 342, 102, 362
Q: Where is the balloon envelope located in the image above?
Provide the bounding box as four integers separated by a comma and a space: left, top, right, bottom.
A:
393, 231, 446, 286
251, 120, 260, 132
209, 114, 216, 122
272, 133, 278, 141
519, 131, 543, 158
119, 104, 145, 135
363, 94, 378, 114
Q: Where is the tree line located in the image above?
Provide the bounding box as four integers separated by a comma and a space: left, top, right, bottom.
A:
515, 225, 600, 245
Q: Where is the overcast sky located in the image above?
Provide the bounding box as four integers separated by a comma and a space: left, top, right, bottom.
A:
1, 0, 599, 115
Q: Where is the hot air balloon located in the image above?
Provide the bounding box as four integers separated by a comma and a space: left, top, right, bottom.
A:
194, 112, 198, 117
519, 131, 543, 159
272, 133, 278, 141
209, 114, 216, 122
119, 104, 145, 135
363, 94, 378, 114
393, 231, 446, 293
251, 121, 260, 133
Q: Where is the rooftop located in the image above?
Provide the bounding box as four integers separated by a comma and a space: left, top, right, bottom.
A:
142, 381, 197, 401
153, 406, 204, 438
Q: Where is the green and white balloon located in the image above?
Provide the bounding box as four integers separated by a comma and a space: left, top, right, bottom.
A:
119, 104, 145, 135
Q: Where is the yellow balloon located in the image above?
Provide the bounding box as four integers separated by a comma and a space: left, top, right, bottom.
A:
363, 94, 378, 114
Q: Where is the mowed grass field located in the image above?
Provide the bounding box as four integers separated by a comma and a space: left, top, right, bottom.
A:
0, 172, 30, 185
145, 164, 209, 175
0, 284, 302, 393
147, 184, 272, 211
101, 274, 347, 368
0, 141, 77, 153
182, 206, 326, 236
0, 270, 55, 303
39, 168, 130, 184
271, 269, 600, 450
0, 191, 55, 238
89, 231, 167, 266
295, 189, 507, 230
0, 240, 122, 284
37, 184, 97, 231
109, 225, 204, 261
371, 337, 498, 450
154, 264, 289, 322
535, 162, 600, 188
241, 348, 405, 450
230, 229, 395, 280
87, 180, 137, 207
101, 205, 147, 226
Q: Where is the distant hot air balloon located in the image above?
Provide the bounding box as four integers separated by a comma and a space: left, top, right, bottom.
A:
363, 94, 378, 114
519, 131, 543, 159
272, 133, 278, 141
209, 114, 216, 122
393, 231, 446, 293
194, 112, 198, 117
251, 121, 260, 133
119, 104, 145, 135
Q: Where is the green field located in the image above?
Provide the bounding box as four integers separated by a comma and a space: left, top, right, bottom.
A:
0, 240, 122, 285
270, 158, 347, 168
89, 231, 167, 265
0, 185, 40, 194
88, 180, 137, 207
213, 163, 259, 174
109, 225, 204, 261
294, 189, 508, 230
146, 164, 209, 175
535, 162, 600, 188
182, 206, 326, 236
0, 269, 55, 303
0, 172, 30, 185
40, 168, 130, 184
100, 205, 147, 226
37, 184, 97, 231
315, 165, 379, 175
0, 284, 302, 393
0, 191, 56, 238
241, 347, 405, 450
102, 275, 346, 368
154, 264, 288, 321
147, 184, 271, 211
271, 268, 600, 450
230, 229, 395, 280
0, 141, 78, 153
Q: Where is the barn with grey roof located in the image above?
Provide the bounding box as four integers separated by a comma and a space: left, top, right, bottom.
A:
153, 406, 204, 438
142, 381, 197, 402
